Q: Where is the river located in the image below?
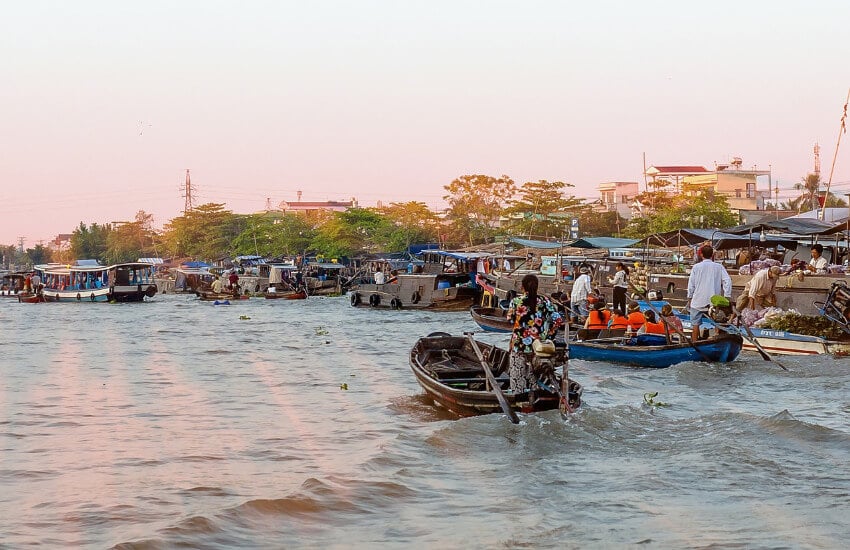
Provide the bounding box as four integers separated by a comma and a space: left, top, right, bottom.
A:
1, 294, 848, 548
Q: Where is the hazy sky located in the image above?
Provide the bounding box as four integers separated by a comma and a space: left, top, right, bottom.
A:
2, 1, 849, 246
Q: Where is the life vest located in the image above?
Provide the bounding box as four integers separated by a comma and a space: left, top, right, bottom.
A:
643, 320, 667, 335
609, 315, 629, 330
587, 309, 611, 329
627, 311, 646, 330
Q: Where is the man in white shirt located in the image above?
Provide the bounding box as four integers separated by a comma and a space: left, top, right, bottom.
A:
374, 270, 386, 285
805, 244, 828, 273
687, 245, 732, 341
570, 266, 593, 322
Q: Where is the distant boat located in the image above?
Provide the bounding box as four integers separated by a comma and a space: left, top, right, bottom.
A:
35, 261, 157, 303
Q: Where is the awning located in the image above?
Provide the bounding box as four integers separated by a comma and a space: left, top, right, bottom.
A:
566, 237, 641, 249
508, 237, 565, 250
642, 228, 798, 250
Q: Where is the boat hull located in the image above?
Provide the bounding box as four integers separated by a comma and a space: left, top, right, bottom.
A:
743, 328, 850, 356
264, 290, 307, 300
42, 288, 111, 303
469, 306, 513, 333
570, 334, 743, 367
409, 334, 581, 418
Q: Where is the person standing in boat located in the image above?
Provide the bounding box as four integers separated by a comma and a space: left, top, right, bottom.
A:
506, 274, 564, 393
608, 262, 629, 314
570, 266, 593, 322
687, 244, 732, 341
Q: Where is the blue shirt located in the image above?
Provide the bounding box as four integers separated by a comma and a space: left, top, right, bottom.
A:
687, 259, 732, 310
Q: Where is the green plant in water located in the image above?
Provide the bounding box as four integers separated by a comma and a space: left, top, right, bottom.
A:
643, 391, 670, 407
315, 326, 329, 336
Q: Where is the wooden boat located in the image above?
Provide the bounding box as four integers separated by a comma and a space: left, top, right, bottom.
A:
108, 262, 158, 302
408, 333, 582, 418
18, 292, 45, 303
264, 287, 307, 300
740, 328, 850, 356
569, 333, 743, 368
198, 291, 249, 302
350, 250, 485, 311
1, 272, 27, 297
469, 306, 513, 333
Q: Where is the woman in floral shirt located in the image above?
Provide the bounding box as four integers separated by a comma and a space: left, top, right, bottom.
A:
506, 274, 564, 392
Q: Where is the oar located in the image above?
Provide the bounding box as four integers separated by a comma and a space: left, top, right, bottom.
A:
627, 282, 716, 363
722, 308, 788, 370
464, 332, 520, 424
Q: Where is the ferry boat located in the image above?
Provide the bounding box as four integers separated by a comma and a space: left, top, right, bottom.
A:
36, 261, 157, 303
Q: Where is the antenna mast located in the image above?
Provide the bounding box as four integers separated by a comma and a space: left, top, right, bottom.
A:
181, 169, 195, 214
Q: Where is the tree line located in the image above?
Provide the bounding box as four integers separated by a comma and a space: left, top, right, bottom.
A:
4, 173, 763, 268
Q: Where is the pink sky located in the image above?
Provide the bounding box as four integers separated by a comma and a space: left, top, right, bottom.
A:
2, 1, 849, 246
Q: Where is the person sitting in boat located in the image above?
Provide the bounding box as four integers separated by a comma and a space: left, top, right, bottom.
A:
506, 274, 564, 393
805, 244, 828, 274
584, 301, 611, 331
626, 301, 646, 331
637, 309, 667, 336
660, 303, 684, 334
211, 276, 224, 294
228, 270, 239, 291
608, 308, 629, 331
387, 270, 399, 284
735, 265, 780, 310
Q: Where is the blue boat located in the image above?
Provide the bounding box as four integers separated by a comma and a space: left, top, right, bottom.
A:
569, 333, 743, 368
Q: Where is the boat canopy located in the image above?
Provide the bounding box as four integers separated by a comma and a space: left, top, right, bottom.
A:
643, 228, 799, 250
566, 237, 641, 249
181, 261, 210, 268
724, 216, 850, 237
508, 237, 564, 249
138, 257, 164, 264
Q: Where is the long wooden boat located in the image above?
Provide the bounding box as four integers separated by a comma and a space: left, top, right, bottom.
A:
570, 333, 743, 368
469, 306, 513, 333
408, 333, 582, 418
198, 291, 249, 302
738, 327, 850, 356
264, 288, 307, 300
18, 292, 45, 303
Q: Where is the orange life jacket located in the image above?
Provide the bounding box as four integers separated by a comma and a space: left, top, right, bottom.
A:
587, 309, 611, 329
643, 320, 667, 335
609, 314, 629, 330
627, 311, 646, 330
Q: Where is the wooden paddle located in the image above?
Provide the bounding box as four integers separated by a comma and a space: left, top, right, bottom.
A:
724, 307, 788, 370
464, 332, 520, 424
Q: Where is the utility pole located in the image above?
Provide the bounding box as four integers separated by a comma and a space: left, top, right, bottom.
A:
181, 169, 195, 214
17, 237, 25, 253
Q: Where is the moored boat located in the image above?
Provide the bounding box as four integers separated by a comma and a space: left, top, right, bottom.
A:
741, 328, 850, 356
349, 250, 485, 311
108, 262, 158, 302
264, 287, 307, 300
408, 333, 582, 418
570, 332, 742, 368
198, 291, 249, 302
469, 306, 513, 333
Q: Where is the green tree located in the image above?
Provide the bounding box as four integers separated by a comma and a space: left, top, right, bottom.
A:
25, 244, 52, 266
578, 209, 628, 237
311, 208, 392, 257
105, 210, 159, 263
375, 201, 441, 251
443, 174, 516, 247
623, 190, 739, 238
231, 212, 316, 257
502, 180, 584, 239
161, 203, 238, 260
70, 222, 111, 262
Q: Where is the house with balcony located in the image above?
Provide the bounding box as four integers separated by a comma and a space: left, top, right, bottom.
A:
645, 159, 772, 213
596, 181, 640, 219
